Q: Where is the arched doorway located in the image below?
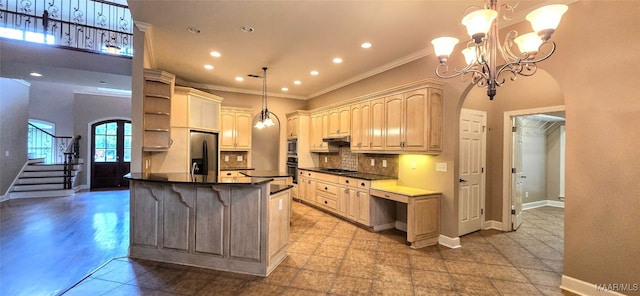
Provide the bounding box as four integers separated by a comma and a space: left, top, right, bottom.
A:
91, 119, 131, 190
457, 70, 565, 234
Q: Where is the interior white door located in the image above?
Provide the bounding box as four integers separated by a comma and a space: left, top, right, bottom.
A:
459, 109, 486, 236
511, 117, 525, 230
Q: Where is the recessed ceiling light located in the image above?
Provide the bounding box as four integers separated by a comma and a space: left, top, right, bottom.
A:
361, 42, 372, 49
333, 57, 343, 64
210, 51, 221, 57
294, 80, 301, 85
235, 76, 244, 82
30, 72, 42, 77
310, 70, 319, 76
204, 64, 214, 70
241, 26, 254, 33
281, 87, 289, 91
187, 26, 201, 34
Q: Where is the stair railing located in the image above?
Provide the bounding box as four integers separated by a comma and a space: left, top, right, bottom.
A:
28, 123, 81, 189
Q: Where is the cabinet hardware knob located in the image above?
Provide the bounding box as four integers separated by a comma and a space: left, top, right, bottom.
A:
345, 180, 349, 184
226, 173, 232, 176
324, 187, 328, 190
361, 183, 365, 187
324, 201, 328, 204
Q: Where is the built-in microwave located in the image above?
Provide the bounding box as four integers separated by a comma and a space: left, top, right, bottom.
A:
287, 139, 297, 156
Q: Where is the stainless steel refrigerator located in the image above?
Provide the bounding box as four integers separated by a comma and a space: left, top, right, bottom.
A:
189, 130, 218, 178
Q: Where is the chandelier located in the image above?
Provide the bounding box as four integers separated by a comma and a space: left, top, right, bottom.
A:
431, 1, 568, 100
254, 67, 275, 129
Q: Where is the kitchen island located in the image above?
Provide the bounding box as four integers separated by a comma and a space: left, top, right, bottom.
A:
124, 173, 291, 276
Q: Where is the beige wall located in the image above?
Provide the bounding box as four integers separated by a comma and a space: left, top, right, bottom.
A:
0, 79, 29, 197
542, 1, 640, 290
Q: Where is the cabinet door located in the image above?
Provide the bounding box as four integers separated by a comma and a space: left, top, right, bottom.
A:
346, 188, 358, 221
220, 112, 236, 149
287, 116, 298, 139
370, 98, 384, 150
235, 112, 252, 149
338, 106, 351, 136
350, 104, 362, 151
361, 102, 371, 151
338, 187, 352, 217
384, 94, 403, 150
356, 190, 371, 226
403, 89, 428, 151
321, 112, 329, 143
298, 176, 307, 200
308, 179, 317, 203
428, 88, 444, 152
163, 185, 193, 251
328, 109, 340, 137
309, 114, 320, 149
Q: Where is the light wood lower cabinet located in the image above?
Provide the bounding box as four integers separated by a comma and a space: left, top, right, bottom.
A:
129, 180, 289, 276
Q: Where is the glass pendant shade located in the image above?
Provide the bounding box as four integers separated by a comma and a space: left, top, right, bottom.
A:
462, 46, 478, 65
461, 9, 498, 40
526, 4, 568, 40
431, 37, 459, 62
263, 116, 274, 127
514, 32, 543, 56
254, 120, 265, 129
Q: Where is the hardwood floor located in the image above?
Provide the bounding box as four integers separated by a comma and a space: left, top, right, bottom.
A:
0, 190, 130, 296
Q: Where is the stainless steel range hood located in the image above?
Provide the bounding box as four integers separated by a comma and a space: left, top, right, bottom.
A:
322, 135, 350, 145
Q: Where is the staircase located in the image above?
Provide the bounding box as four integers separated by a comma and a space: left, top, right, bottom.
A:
10, 158, 83, 198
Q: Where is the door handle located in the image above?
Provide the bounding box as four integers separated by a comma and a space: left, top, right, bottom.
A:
459, 179, 468, 183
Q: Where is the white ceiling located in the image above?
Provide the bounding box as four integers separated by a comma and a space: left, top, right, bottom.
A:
127, 0, 570, 100
1, 0, 574, 100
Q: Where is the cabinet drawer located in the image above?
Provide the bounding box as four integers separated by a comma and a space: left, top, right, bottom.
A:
339, 177, 370, 189
369, 189, 409, 204
316, 194, 337, 210
315, 172, 339, 183
220, 171, 239, 177
316, 182, 338, 196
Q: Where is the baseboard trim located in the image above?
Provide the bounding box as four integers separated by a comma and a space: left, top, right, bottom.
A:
523, 200, 565, 210
395, 221, 407, 232
483, 220, 504, 231
560, 275, 634, 296
438, 235, 461, 249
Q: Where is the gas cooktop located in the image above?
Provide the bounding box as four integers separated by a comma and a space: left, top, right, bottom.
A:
319, 168, 358, 174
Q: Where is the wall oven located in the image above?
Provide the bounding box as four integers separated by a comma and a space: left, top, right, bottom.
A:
286, 156, 298, 184
287, 139, 298, 156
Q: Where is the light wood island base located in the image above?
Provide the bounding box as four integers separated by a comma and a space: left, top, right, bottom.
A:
126, 174, 290, 277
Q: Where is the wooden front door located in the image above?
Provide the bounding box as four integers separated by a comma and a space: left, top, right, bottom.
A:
91, 120, 131, 190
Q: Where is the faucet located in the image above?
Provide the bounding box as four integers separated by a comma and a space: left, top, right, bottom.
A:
191, 162, 199, 177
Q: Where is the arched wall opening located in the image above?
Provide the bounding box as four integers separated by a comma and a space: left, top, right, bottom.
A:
455, 69, 565, 230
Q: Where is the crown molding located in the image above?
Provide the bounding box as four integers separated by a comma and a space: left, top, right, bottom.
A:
175, 78, 307, 101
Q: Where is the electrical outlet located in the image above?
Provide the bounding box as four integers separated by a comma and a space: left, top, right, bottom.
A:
411, 161, 417, 169
382, 160, 387, 167
4, 151, 8, 157
224, 155, 229, 162
436, 162, 448, 172
324, 156, 328, 163
278, 199, 283, 210
370, 159, 375, 166
525, 192, 529, 198
237, 155, 243, 161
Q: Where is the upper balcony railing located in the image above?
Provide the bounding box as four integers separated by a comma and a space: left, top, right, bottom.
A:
0, 0, 133, 57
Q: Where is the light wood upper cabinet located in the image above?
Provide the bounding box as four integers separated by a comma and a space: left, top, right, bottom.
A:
220, 107, 252, 151
350, 104, 363, 151
309, 111, 337, 152
370, 98, 385, 150
172, 87, 222, 131
382, 88, 442, 153
143, 69, 175, 151
286, 114, 299, 139
327, 105, 350, 138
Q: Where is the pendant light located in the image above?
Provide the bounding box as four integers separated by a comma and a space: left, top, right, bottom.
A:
255, 67, 274, 129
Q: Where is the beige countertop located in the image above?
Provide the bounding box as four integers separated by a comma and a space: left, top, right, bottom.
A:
370, 183, 441, 197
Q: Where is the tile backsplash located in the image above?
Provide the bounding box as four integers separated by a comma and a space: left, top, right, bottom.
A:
220, 151, 248, 169
318, 147, 398, 177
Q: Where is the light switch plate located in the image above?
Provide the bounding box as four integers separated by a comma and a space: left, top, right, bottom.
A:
224, 155, 229, 162
370, 159, 375, 166
436, 162, 448, 172
411, 161, 416, 169
324, 156, 328, 163
382, 160, 387, 167
237, 155, 243, 161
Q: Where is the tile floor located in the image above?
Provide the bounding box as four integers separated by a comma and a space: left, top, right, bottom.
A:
61, 202, 575, 296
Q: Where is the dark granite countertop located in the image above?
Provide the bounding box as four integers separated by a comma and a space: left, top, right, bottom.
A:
241, 170, 292, 178
124, 173, 272, 185
220, 167, 256, 171
270, 184, 293, 195
298, 167, 396, 181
